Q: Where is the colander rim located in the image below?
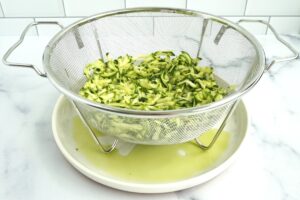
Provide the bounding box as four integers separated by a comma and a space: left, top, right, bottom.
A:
43, 7, 266, 117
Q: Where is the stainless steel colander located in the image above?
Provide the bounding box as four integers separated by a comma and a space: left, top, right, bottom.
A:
3, 8, 298, 151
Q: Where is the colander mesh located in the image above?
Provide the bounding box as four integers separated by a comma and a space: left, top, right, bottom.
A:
46, 10, 261, 144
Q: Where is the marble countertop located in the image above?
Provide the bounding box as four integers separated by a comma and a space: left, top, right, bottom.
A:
0, 34, 299, 200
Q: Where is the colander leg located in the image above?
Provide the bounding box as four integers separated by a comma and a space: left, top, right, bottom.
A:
71, 101, 118, 153
195, 100, 239, 150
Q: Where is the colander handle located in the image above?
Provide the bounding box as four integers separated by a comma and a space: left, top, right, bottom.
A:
237, 19, 299, 70
2, 21, 64, 77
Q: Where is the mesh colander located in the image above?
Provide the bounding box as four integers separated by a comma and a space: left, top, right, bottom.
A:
3, 8, 298, 151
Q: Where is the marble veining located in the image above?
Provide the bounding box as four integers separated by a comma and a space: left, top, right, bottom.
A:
0, 34, 300, 200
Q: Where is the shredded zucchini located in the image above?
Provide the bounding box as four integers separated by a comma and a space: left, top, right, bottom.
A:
79, 51, 230, 110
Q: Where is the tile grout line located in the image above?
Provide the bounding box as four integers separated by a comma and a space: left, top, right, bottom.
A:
1, 15, 300, 19
226, 14, 297, 17
61, 0, 67, 17
0, 1, 5, 17
33, 18, 39, 36
243, 0, 248, 16
0, 16, 83, 18
222, 15, 300, 17
152, 17, 155, 35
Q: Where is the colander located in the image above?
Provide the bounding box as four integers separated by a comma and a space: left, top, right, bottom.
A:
3, 8, 298, 152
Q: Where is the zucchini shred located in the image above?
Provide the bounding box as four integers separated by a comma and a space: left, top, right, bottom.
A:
79, 51, 231, 111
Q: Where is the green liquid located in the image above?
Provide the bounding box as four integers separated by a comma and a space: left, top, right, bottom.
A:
73, 117, 230, 183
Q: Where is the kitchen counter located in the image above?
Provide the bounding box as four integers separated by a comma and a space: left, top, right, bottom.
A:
0, 34, 300, 200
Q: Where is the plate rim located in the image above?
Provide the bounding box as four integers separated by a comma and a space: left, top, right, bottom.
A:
52, 95, 249, 193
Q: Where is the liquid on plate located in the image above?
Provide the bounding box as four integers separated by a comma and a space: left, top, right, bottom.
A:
72, 117, 230, 183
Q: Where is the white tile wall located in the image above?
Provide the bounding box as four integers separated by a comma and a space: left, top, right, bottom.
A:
0, 0, 64, 17
187, 0, 247, 15
225, 17, 269, 34
126, 0, 186, 8
0, 0, 299, 35
269, 17, 300, 34
246, 0, 300, 15
63, 0, 124, 16
0, 2, 3, 17
0, 18, 37, 35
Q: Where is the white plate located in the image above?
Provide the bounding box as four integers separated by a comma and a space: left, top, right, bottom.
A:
52, 96, 248, 193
